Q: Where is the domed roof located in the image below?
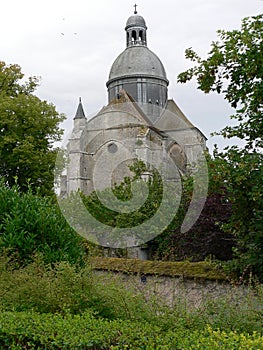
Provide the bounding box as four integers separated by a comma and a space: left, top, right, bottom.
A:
107, 46, 168, 83
126, 14, 146, 29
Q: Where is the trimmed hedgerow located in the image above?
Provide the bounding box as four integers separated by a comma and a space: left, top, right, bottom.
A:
0, 311, 263, 350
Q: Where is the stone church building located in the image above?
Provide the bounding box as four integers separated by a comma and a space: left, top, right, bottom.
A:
62, 9, 206, 197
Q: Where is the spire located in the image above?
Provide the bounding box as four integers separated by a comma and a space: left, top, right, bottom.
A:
74, 97, 86, 119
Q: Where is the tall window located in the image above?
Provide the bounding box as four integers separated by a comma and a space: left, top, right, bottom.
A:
132, 30, 137, 42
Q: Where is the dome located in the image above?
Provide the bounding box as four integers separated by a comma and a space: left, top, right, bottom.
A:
126, 14, 146, 29
108, 46, 168, 83
106, 10, 169, 117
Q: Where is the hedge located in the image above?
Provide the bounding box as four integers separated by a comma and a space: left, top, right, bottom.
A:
0, 311, 263, 349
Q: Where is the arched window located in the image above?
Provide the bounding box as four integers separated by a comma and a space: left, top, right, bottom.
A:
169, 144, 187, 171
139, 30, 143, 42
132, 30, 137, 42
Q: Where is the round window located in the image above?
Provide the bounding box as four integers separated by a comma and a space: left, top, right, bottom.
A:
107, 143, 118, 154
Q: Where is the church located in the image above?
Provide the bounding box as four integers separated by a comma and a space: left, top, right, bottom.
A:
62, 7, 206, 197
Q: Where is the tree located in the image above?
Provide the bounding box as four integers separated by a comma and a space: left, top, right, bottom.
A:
216, 149, 262, 279
0, 61, 65, 196
150, 157, 235, 262
178, 14, 263, 151
178, 14, 263, 280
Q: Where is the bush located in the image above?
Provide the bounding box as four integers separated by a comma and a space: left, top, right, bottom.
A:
0, 311, 263, 349
0, 256, 153, 321
0, 255, 263, 335
0, 180, 85, 266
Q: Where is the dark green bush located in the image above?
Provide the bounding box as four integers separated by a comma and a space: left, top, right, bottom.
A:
0, 180, 85, 266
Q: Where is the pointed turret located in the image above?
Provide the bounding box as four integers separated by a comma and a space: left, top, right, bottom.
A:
73, 97, 86, 133
74, 97, 86, 120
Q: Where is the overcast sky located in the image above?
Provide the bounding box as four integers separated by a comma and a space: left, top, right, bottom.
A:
1, 0, 262, 150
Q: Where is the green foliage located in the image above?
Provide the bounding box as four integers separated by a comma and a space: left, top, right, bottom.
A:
178, 14, 263, 281
77, 158, 235, 262
0, 311, 263, 349
81, 160, 163, 229
0, 256, 150, 320
0, 61, 65, 196
150, 158, 235, 262
0, 255, 263, 348
178, 14, 263, 150
0, 180, 85, 266
212, 148, 263, 280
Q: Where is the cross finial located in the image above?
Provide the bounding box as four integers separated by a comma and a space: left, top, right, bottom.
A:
134, 3, 138, 14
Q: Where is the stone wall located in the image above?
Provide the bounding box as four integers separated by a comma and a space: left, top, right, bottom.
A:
94, 270, 247, 308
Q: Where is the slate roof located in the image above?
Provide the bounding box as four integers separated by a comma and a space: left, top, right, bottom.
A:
107, 46, 168, 84
125, 14, 147, 29
74, 98, 86, 119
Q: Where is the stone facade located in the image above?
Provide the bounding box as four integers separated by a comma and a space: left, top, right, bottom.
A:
62, 10, 207, 198
66, 91, 200, 195
65, 102, 206, 196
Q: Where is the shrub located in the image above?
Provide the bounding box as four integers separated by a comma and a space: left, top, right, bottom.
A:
0, 180, 85, 266
0, 255, 263, 335
0, 256, 154, 321
0, 311, 263, 349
